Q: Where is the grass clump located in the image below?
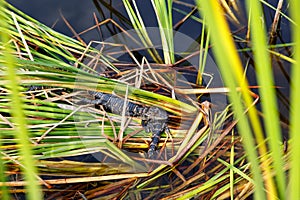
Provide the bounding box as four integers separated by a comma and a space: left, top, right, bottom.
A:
0, 0, 298, 199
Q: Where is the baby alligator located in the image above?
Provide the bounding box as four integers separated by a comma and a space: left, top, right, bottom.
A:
80, 91, 169, 158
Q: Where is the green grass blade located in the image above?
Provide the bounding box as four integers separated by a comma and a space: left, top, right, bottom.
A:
196, 1, 266, 199
151, 0, 175, 64
122, 0, 163, 63
0, 4, 42, 200
177, 167, 230, 199
197, 16, 210, 85
245, 1, 285, 198
289, 0, 300, 199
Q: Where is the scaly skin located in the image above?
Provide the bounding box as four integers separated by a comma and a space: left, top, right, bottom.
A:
80, 91, 169, 158
141, 106, 168, 158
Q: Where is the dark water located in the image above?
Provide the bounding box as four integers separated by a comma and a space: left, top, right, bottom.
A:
7, 0, 202, 42
7, 0, 100, 41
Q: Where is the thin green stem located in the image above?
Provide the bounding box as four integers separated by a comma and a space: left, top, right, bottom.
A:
0, 3, 42, 199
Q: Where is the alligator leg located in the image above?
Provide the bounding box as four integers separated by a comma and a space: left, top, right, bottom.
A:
141, 106, 168, 158
148, 130, 161, 158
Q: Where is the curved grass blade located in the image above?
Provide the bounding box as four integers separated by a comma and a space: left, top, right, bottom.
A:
151, 0, 175, 64
122, 0, 163, 63
0, 3, 42, 199
289, 0, 300, 199
196, 1, 266, 199
245, 1, 285, 198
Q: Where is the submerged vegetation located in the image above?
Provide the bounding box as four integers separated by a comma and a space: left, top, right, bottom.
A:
0, 0, 298, 199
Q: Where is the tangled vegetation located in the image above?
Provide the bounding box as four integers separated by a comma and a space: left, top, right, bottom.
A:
0, 0, 298, 199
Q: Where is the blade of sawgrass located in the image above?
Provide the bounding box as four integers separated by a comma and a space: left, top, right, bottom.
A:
151, 0, 175, 64
122, 0, 163, 63
196, 1, 266, 199
210, 155, 253, 199
174, 111, 204, 158
35, 139, 142, 166
0, 4, 42, 200
245, 1, 285, 198
289, 0, 300, 199
36, 160, 136, 176
5, 2, 87, 48
197, 16, 210, 85
3, 13, 84, 62
176, 168, 230, 200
